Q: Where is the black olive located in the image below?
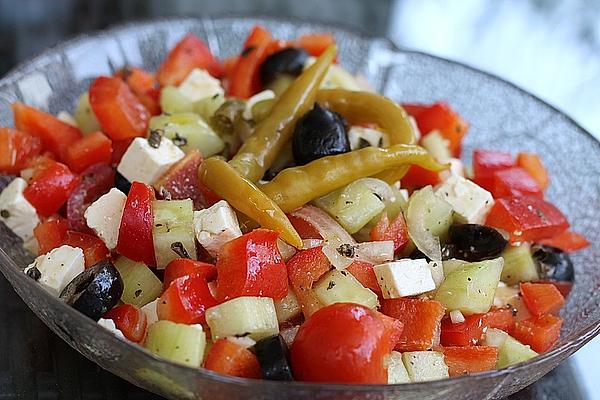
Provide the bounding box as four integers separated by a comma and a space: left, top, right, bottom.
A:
532, 245, 574, 282
260, 47, 309, 85
253, 334, 294, 381
408, 248, 431, 262
447, 224, 508, 262
115, 171, 131, 195
59, 260, 124, 321
292, 104, 350, 165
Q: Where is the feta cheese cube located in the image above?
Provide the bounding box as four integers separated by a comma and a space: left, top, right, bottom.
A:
348, 126, 384, 150
84, 188, 126, 250
0, 177, 39, 242
141, 299, 159, 326
117, 137, 185, 185
242, 90, 275, 120
439, 158, 465, 181
98, 318, 126, 339
193, 200, 242, 257
374, 259, 436, 299
435, 175, 494, 224
24, 245, 85, 297
178, 68, 224, 102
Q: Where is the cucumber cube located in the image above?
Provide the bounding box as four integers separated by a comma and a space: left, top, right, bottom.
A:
501, 243, 539, 285
114, 256, 162, 307
496, 335, 538, 368
152, 199, 196, 269
313, 269, 378, 309
402, 351, 449, 382
145, 321, 206, 367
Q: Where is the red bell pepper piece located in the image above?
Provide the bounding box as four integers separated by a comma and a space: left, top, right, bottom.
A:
296, 33, 335, 57
287, 246, 331, 317
482, 307, 517, 333
492, 167, 543, 199
33, 217, 69, 255
163, 258, 217, 290
111, 138, 134, 166
115, 66, 161, 116
0, 128, 42, 174
222, 55, 240, 81
63, 231, 111, 268
472, 149, 514, 191
380, 298, 445, 352
512, 314, 563, 353
116, 182, 156, 266
443, 346, 499, 377
64, 131, 113, 173
153, 150, 205, 210
370, 213, 409, 253
216, 229, 288, 302
287, 215, 323, 240
379, 313, 405, 352
440, 314, 486, 346
485, 196, 569, 243
104, 304, 148, 343
228, 26, 273, 98
23, 159, 80, 217
538, 280, 573, 298
204, 338, 262, 379
537, 230, 590, 253
157, 33, 222, 86
12, 103, 82, 161
89, 76, 150, 141
346, 261, 382, 297
157, 272, 218, 325
400, 165, 441, 191
520, 282, 565, 317
516, 152, 549, 190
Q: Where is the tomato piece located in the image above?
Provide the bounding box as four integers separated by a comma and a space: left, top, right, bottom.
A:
291, 303, 391, 383
89, 76, 150, 141
228, 26, 273, 98
12, 103, 83, 161
492, 167, 542, 199
538, 280, 572, 298
157, 272, 218, 325
287, 215, 323, 240
380, 298, 445, 352
64, 231, 111, 268
66, 163, 115, 232
482, 307, 517, 333
286, 246, 331, 317
346, 261, 382, 297
33, 217, 69, 255
163, 258, 217, 290
472, 149, 514, 192
443, 346, 498, 377
537, 230, 590, 253
215, 229, 288, 302
23, 159, 80, 217
370, 213, 409, 253
512, 314, 563, 353
64, 131, 112, 173
379, 313, 404, 351
104, 304, 148, 343
111, 138, 134, 166
400, 165, 441, 191
516, 152, 549, 190
0, 128, 42, 174
485, 196, 569, 243
440, 314, 485, 346
153, 150, 205, 210
115, 66, 161, 116
157, 33, 222, 86
204, 338, 262, 379
520, 282, 565, 317
116, 182, 156, 266
296, 33, 335, 57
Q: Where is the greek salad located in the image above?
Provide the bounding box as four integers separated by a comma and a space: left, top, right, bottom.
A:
0, 26, 590, 384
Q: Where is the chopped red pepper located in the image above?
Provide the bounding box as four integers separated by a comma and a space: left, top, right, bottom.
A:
64, 131, 113, 173
104, 304, 148, 343
163, 258, 217, 290
492, 167, 543, 199
538, 280, 573, 298
33, 217, 69, 255
157, 272, 218, 325
440, 314, 486, 346
400, 165, 441, 191
512, 314, 563, 353
346, 261, 382, 297
443, 346, 499, 376
287, 246, 331, 317
204, 338, 262, 379
228, 26, 273, 98
114, 66, 160, 115
64, 230, 111, 268
472, 149, 514, 191
516, 152, 549, 190
0, 128, 42, 174
296, 33, 335, 57
482, 307, 517, 333
537, 230, 590, 253
370, 213, 409, 253
111, 138, 134, 166
287, 214, 323, 240
520, 282, 565, 317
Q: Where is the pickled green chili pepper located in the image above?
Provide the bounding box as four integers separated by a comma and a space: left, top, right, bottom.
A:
259, 144, 447, 213
199, 157, 303, 248
228, 45, 336, 182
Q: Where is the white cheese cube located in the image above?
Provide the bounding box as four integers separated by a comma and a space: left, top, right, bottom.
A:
374, 259, 436, 299
439, 158, 465, 181
348, 126, 384, 150
402, 351, 449, 382
177, 68, 224, 102
24, 245, 85, 297
387, 351, 411, 384
84, 188, 126, 250
117, 137, 185, 185
435, 175, 494, 224
193, 200, 242, 257
141, 299, 159, 326
0, 177, 39, 242
242, 90, 275, 120
98, 318, 126, 339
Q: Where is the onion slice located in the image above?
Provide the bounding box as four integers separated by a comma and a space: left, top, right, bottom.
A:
289, 205, 355, 245
354, 240, 394, 264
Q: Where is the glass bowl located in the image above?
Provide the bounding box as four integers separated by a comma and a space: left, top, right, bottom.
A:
0, 16, 598, 400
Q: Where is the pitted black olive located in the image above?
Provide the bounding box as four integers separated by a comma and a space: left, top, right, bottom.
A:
260, 47, 309, 85
253, 334, 294, 381
532, 245, 574, 282
59, 260, 123, 321
448, 224, 508, 262
115, 171, 131, 195
292, 104, 350, 165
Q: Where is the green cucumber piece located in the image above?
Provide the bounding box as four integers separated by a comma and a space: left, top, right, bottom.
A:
496, 335, 538, 369
402, 351, 449, 382
387, 351, 411, 384
145, 320, 206, 367
74, 92, 101, 134
193, 94, 226, 122
160, 86, 193, 114
265, 74, 295, 96
501, 243, 539, 285
114, 256, 162, 307
152, 199, 196, 269
313, 269, 378, 309
434, 257, 503, 314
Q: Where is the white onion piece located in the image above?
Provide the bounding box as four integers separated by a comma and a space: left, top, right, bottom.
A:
322, 242, 354, 270
289, 205, 355, 244
449, 310, 466, 324
406, 186, 442, 261
302, 239, 323, 249
353, 178, 395, 206
277, 239, 297, 261
354, 241, 395, 264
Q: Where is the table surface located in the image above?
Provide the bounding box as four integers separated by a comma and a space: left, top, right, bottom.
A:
0, 0, 598, 399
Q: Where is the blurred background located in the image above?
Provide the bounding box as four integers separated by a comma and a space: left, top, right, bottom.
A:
0, 0, 598, 399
